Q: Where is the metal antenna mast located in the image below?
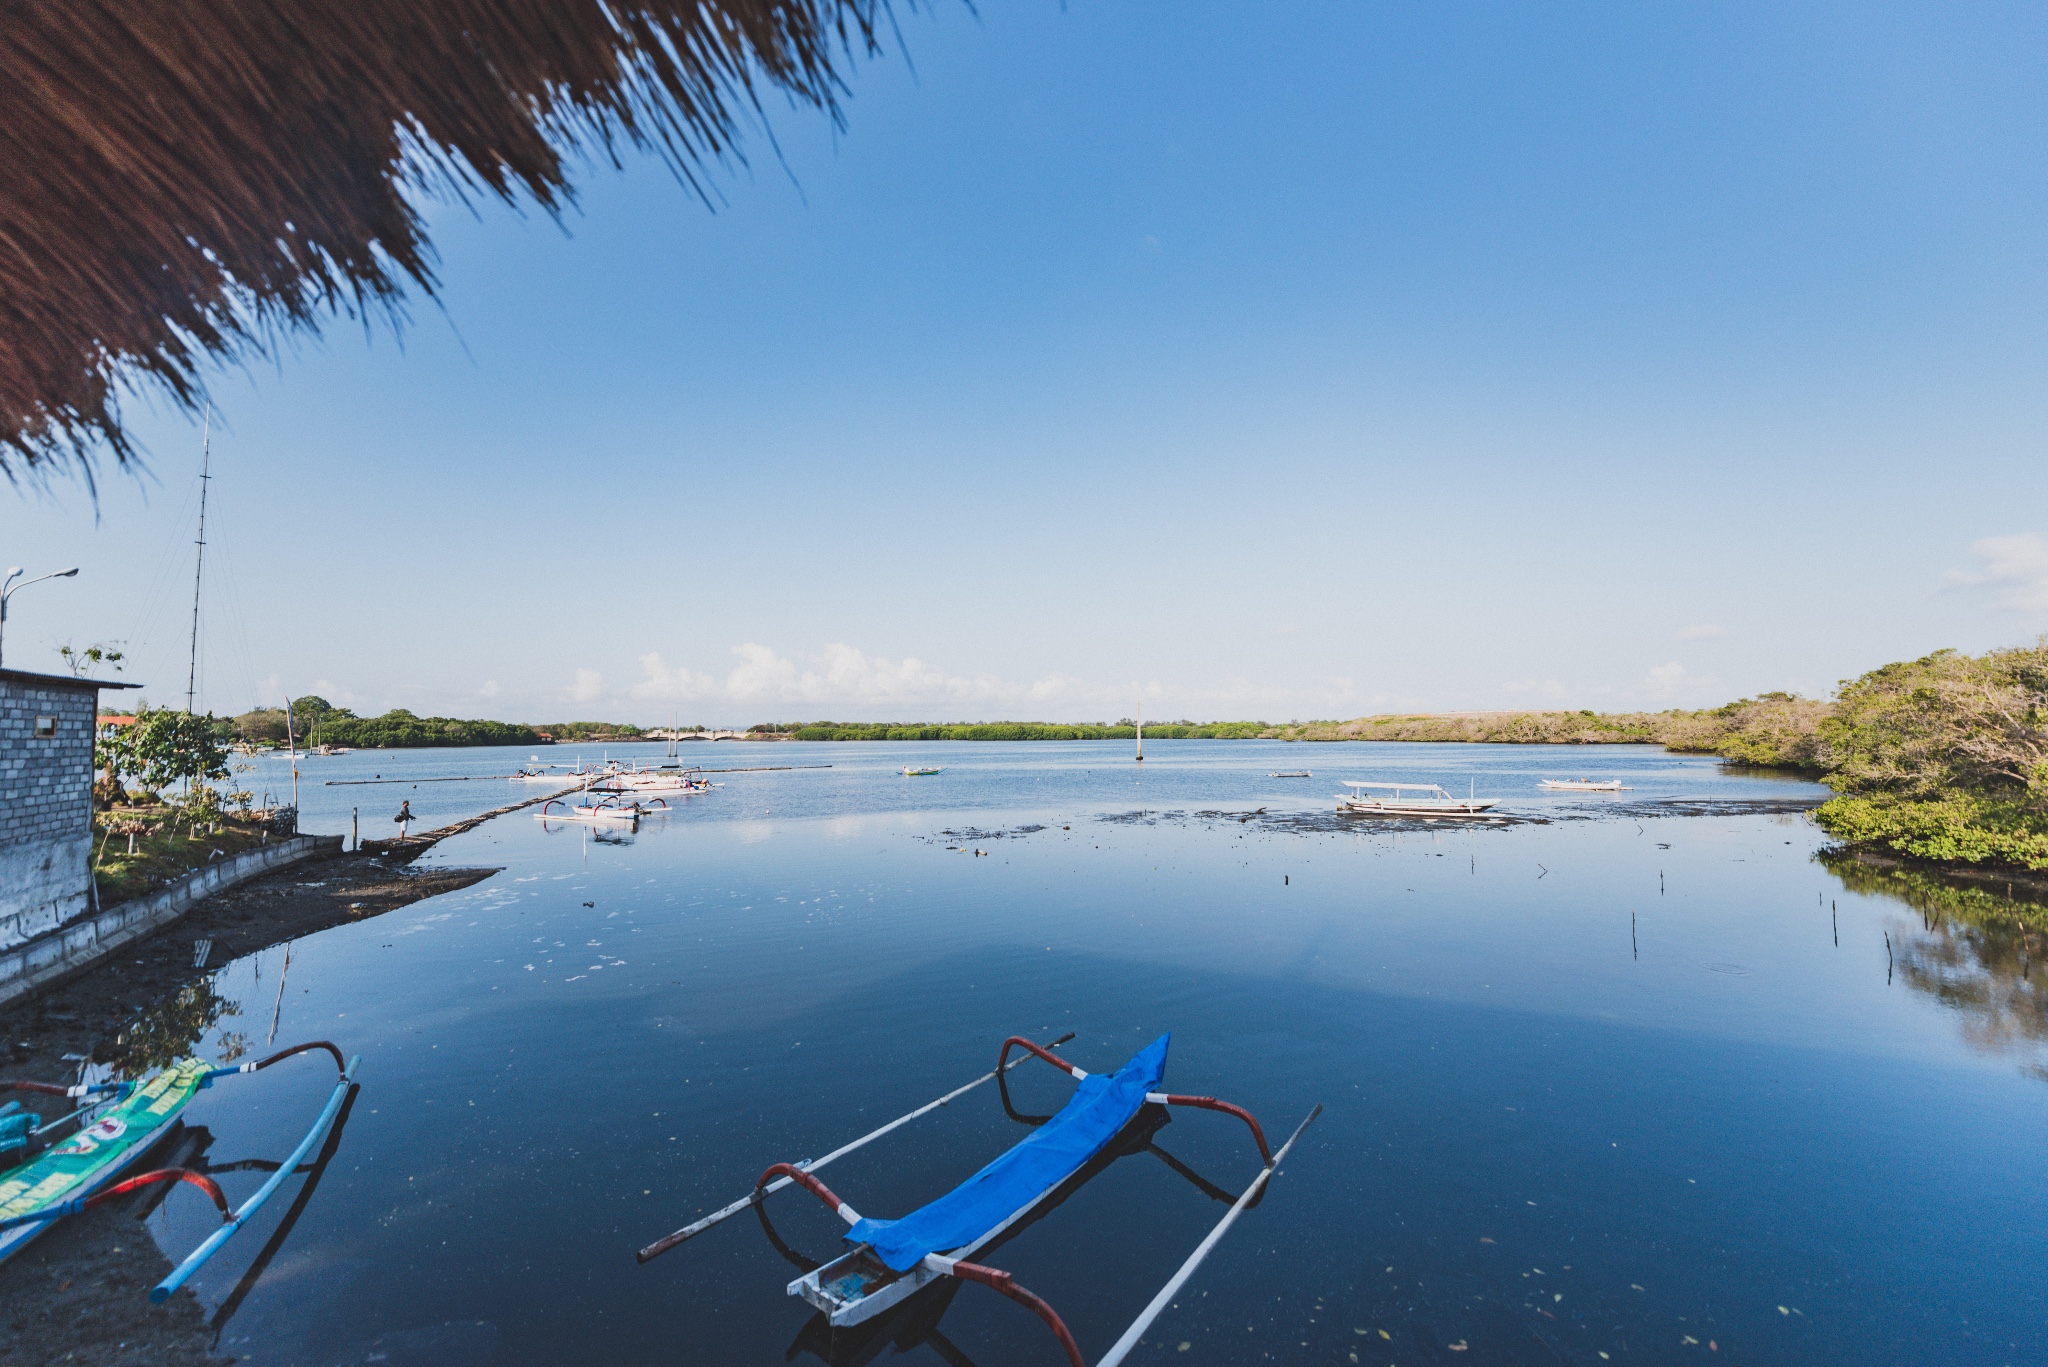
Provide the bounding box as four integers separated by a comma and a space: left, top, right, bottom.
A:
185, 405, 211, 715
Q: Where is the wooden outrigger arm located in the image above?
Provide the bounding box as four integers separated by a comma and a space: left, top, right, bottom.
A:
636, 1032, 1078, 1263
0, 1166, 230, 1235
998, 1035, 1274, 1162
1095, 1102, 1321, 1367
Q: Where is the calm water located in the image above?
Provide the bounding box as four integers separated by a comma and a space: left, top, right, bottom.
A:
126, 743, 2048, 1364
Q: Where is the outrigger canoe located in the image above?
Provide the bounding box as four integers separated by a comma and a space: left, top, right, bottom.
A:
899, 766, 942, 777
638, 1032, 1319, 1366
537, 795, 670, 823
1336, 780, 1497, 817
0, 1041, 358, 1301
590, 766, 715, 795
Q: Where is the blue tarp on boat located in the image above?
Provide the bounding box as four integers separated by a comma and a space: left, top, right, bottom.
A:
849, 1034, 1170, 1272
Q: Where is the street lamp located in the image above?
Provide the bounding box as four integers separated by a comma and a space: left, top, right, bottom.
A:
0, 566, 80, 669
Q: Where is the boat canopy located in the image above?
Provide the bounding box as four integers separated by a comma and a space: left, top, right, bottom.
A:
1341, 781, 1450, 796
847, 1035, 1169, 1272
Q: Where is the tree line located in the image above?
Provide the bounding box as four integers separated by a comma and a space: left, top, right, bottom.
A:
229, 697, 542, 748
783, 721, 1271, 741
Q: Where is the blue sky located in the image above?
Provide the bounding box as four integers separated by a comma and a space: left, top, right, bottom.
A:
6, 1, 2046, 723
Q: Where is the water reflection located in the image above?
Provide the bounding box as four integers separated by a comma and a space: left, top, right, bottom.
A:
103, 975, 241, 1074
138, 1077, 361, 1338
206, 1081, 361, 1335
1825, 853, 2048, 1076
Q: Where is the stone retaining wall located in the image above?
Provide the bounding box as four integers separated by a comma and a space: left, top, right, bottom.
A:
0, 833, 343, 1008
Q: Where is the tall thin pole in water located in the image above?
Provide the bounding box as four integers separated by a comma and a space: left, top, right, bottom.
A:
185, 405, 212, 715
267, 943, 292, 1045
1135, 702, 1144, 763
284, 695, 299, 814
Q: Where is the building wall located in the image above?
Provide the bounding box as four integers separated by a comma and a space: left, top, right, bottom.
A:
0, 679, 100, 948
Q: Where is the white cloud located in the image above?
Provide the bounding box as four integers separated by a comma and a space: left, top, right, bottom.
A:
570, 669, 604, 704
629, 653, 718, 703
722, 642, 1024, 708
605, 642, 1361, 720
1945, 533, 2048, 619
479, 680, 500, 698
1500, 677, 1568, 700
308, 679, 361, 708
1646, 661, 1688, 699
1677, 624, 1726, 641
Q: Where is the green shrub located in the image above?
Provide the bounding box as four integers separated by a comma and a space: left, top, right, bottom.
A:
1815, 795, 2048, 870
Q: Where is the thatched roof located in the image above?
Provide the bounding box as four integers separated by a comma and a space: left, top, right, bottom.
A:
0, 1, 893, 487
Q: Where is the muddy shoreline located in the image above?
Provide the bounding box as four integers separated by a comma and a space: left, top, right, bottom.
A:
3, 854, 498, 1085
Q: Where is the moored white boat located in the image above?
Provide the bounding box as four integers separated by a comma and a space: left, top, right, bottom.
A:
1538, 778, 1631, 791
1336, 781, 1497, 817
589, 766, 713, 794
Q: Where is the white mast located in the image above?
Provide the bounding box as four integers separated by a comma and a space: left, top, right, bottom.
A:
185, 404, 211, 715
284, 696, 299, 813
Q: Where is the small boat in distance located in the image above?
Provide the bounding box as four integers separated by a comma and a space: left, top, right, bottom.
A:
900, 766, 942, 777
1337, 781, 1497, 818
1539, 778, 1632, 791
1269, 770, 1312, 778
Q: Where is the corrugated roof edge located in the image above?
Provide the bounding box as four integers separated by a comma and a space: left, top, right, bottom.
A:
0, 668, 142, 690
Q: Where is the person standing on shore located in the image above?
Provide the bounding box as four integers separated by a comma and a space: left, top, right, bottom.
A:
394, 800, 413, 840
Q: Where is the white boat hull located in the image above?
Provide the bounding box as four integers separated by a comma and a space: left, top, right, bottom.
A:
591, 778, 710, 794
537, 804, 649, 823
1336, 798, 1498, 818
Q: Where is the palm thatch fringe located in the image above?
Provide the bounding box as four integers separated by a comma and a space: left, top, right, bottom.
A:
0, 0, 899, 486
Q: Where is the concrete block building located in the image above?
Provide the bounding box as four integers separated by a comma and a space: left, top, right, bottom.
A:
0, 669, 138, 948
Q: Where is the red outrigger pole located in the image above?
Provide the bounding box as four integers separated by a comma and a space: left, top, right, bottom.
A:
639, 1031, 1320, 1366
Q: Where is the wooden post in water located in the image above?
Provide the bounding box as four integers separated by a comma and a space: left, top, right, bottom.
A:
1135, 702, 1143, 763
351, 807, 358, 851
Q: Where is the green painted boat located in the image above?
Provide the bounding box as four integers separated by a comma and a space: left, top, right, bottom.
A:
0, 1041, 355, 1284
0, 1057, 210, 1262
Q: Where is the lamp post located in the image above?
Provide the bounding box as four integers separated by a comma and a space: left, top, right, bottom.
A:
0, 566, 81, 668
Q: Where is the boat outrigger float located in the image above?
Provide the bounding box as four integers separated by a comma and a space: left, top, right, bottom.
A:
0, 1041, 359, 1302
637, 1032, 1319, 1366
